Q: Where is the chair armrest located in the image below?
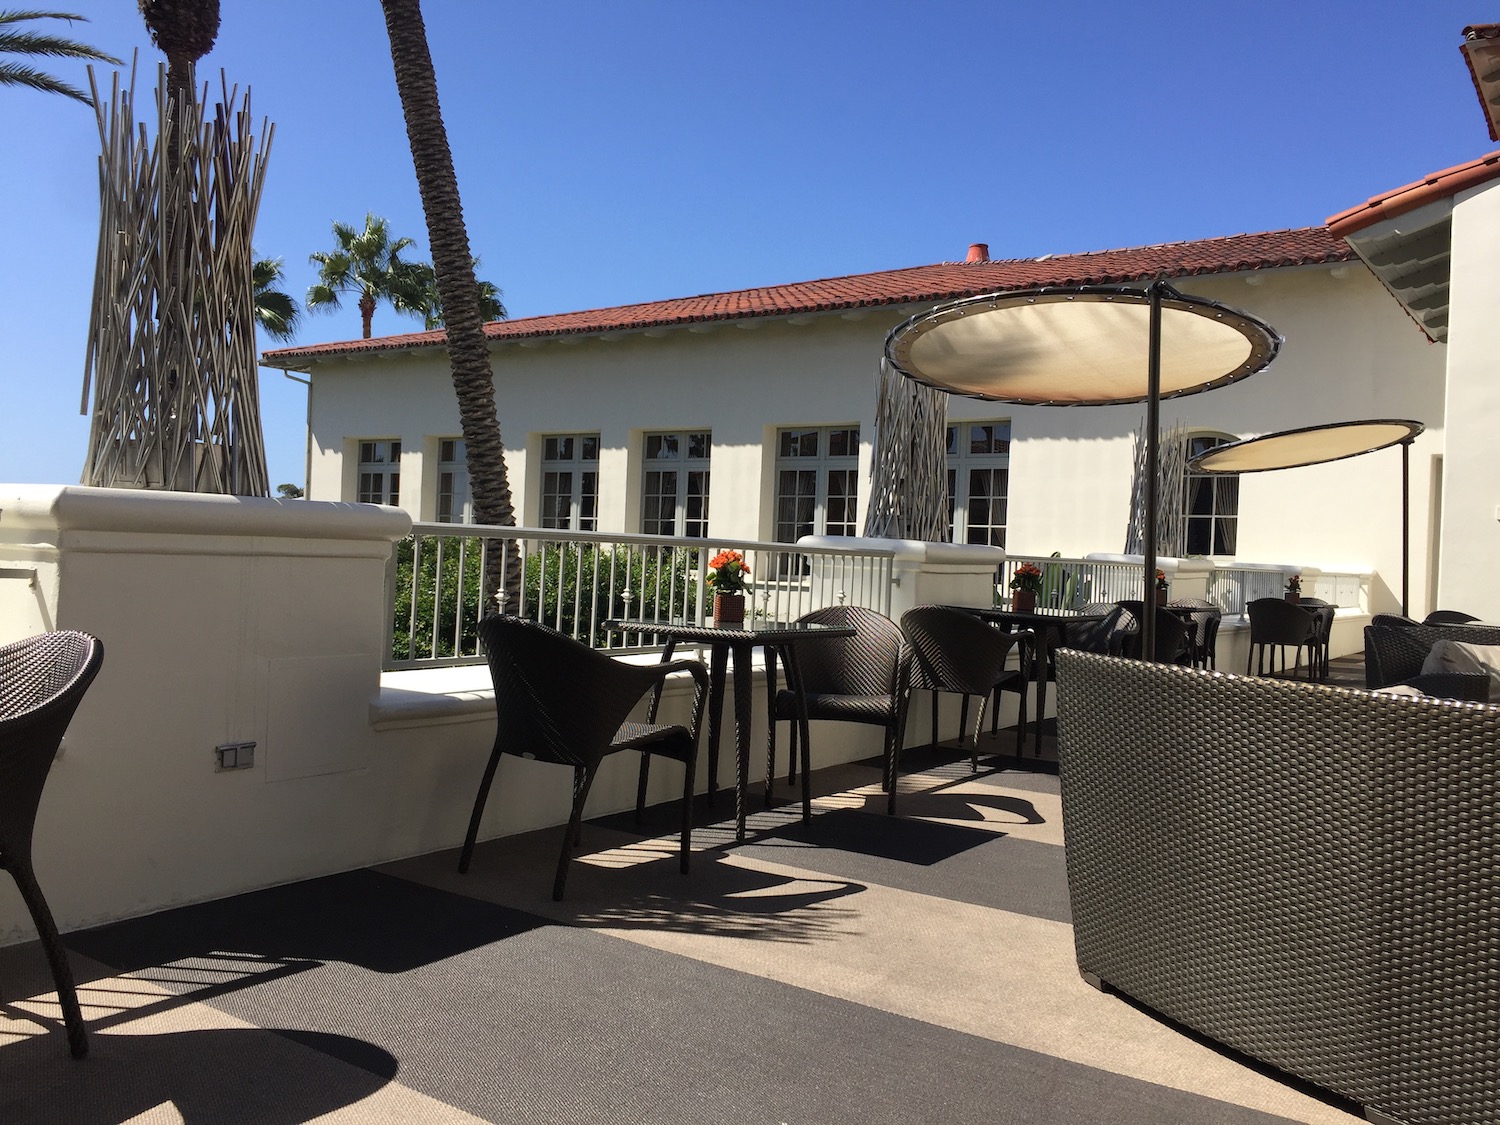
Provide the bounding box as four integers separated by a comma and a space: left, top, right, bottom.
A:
636, 658, 711, 738
1404, 672, 1491, 703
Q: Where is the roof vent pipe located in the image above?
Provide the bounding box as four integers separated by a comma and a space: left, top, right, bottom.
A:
966, 243, 990, 263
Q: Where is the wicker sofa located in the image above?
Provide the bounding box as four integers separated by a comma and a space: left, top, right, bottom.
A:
1363, 621, 1500, 699
1055, 650, 1500, 1125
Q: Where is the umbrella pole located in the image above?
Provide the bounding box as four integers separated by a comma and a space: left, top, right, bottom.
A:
1143, 282, 1163, 661
1401, 438, 1411, 617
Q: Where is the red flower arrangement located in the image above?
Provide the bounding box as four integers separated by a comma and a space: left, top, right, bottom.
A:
706, 549, 752, 595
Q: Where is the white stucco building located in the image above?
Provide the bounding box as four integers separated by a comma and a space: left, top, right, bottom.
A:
263, 225, 1455, 618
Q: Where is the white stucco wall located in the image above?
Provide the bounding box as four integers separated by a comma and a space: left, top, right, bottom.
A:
302, 261, 1446, 616
1437, 180, 1500, 620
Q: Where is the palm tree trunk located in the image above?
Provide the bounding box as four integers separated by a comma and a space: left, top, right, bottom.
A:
379, 0, 520, 610
359, 291, 376, 340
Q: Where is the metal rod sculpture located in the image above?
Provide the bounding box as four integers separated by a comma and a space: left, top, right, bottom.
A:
864, 356, 951, 542
81, 65, 273, 495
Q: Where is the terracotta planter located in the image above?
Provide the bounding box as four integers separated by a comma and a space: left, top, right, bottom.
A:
1157, 588, 1169, 606
1011, 589, 1038, 614
1285, 593, 1301, 605
713, 592, 746, 625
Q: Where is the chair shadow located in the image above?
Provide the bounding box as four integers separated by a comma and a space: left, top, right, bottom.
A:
0, 1024, 396, 1125
560, 853, 866, 945
67, 868, 544, 978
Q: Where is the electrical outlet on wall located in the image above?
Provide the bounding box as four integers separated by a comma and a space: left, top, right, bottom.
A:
215, 742, 256, 771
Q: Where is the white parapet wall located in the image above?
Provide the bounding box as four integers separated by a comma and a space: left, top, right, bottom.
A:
0, 498, 1016, 944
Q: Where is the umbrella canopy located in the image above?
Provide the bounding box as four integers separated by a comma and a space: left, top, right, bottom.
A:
884, 281, 1282, 658
1189, 419, 1424, 614
885, 285, 1279, 405
1186, 419, 1422, 473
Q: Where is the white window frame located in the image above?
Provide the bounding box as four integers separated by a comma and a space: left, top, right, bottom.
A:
540, 433, 600, 531
774, 425, 861, 543
641, 431, 711, 538
1182, 431, 1240, 556
436, 438, 472, 524
946, 420, 1011, 548
356, 439, 401, 506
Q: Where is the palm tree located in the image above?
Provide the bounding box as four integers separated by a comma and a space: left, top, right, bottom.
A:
252, 255, 301, 342
378, 0, 519, 606
1, 9, 121, 104
137, 0, 218, 116
307, 213, 434, 340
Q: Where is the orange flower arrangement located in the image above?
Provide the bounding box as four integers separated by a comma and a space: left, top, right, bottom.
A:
706, 549, 752, 595
1009, 562, 1044, 594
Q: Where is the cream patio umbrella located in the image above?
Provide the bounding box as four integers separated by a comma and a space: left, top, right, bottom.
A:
1188, 419, 1424, 615
883, 279, 1282, 659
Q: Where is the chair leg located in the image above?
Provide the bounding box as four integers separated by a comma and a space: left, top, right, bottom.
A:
764, 651, 779, 806
678, 747, 697, 875
554, 765, 598, 901
570, 766, 587, 847
969, 697, 988, 771
458, 738, 505, 874
635, 753, 651, 823
1015, 686, 1028, 760
8, 862, 87, 1058
930, 690, 939, 748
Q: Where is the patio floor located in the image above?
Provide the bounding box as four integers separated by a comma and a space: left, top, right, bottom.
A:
1, 673, 1372, 1124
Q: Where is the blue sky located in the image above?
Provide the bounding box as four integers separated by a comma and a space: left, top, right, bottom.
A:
2, 1, 1491, 489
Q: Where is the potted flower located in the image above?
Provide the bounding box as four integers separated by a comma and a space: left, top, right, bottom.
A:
1156, 568, 1169, 606
707, 549, 751, 624
1285, 574, 1302, 605
1009, 562, 1043, 614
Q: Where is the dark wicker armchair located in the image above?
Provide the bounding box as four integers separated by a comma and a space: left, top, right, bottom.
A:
0, 630, 104, 1058
458, 616, 709, 900
1246, 597, 1320, 679
1168, 598, 1223, 670
1423, 609, 1482, 625
764, 605, 910, 816
900, 606, 1031, 780
1115, 602, 1193, 665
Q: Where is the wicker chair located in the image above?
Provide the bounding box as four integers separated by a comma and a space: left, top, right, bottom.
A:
1424, 609, 1482, 625
1371, 612, 1420, 628
900, 606, 1031, 777
1167, 597, 1223, 670
1056, 649, 1500, 1125
0, 630, 104, 1058
1363, 621, 1500, 699
1246, 597, 1320, 679
458, 616, 709, 900
763, 605, 911, 815
1115, 602, 1193, 665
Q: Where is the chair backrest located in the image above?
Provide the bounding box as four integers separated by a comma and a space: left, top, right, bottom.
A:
900, 606, 1024, 696
1424, 609, 1482, 625
479, 615, 653, 769
1247, 598, 1319, 646
0, 631, 104, 855
793, 605, 904, 697
1371, 613, 1419, 628
1363, 621, 1500, 689
1115, 602, 1193, 664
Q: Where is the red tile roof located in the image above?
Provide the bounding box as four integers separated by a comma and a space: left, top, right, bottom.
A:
1462, 23, 1500, 141
1326, 151, 1500, 238
261, 227, 1355, 367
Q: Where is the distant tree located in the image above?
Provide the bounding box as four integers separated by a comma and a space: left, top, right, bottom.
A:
0, 9, 121, 105
275, 482, 303, 499
410, 258, 506, 329
252, 255, 300, 342
379, 0, 520, 607
306, 213, 434, 340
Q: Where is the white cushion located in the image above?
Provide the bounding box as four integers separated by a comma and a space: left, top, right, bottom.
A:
1420, 639, 1500, 695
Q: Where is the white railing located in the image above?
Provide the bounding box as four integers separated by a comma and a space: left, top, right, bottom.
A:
997, 555, 1367, 617
386, 524, 897, 669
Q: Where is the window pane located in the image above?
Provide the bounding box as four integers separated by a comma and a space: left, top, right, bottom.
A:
688, 432, 710, 459
581, 435, 599, 460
